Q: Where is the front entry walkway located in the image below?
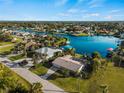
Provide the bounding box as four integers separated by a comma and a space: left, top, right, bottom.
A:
41, 66, 59, 79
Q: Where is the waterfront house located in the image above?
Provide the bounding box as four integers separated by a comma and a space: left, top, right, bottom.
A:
35, 47, 62, 59
52, 56, 84, 73
62, 45, 73, 50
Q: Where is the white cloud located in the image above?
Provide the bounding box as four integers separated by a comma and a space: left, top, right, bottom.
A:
91, 13, 100, 16
58, 13, 70, 17
104, 15, 112, 19
68, 9, 79, 13
109, 10, 120, 13
88, 0, 106, 8
113, 14, 124, 17
55, 0, 68, 6
87, 13, 100, 17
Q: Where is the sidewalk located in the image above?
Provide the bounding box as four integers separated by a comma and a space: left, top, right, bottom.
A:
41, 66, 58, 79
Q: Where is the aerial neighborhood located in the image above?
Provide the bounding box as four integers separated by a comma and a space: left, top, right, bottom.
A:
0, 21, 124, 93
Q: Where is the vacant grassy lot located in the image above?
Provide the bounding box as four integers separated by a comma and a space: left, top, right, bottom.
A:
48, 63, 124, 93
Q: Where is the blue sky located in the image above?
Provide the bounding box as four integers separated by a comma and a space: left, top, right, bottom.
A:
0, 0, 124, 21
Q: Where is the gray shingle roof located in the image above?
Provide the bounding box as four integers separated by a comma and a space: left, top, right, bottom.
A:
52, 57, 84, 72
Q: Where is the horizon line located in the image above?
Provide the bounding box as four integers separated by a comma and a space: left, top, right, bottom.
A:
0, 20, 124, 22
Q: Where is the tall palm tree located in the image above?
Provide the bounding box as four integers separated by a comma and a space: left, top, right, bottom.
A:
32, 53, 39, 65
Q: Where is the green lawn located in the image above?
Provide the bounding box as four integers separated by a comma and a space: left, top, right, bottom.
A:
0, 42, 13, 46
0, 45, 14, 53
55, 38, 66, 45
48, 63, 124, 93
9, 54, 25, 61
12, 35, 23, 43
0, 63, 31, 91
30, 63, 50, 76
74, 53, 83, 58
0, 36, 22, 54
72, 33, 89, 36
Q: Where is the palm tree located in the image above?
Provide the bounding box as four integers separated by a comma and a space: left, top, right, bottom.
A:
92, 51, 101, 59
30, 83, 43, 93
100, 84, 109, 93
92, 58, 101, 72
32, 53, 39, 65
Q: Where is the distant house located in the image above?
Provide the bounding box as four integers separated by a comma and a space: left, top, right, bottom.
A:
121, 41, 124, 48
62, 45, 73, 51
120, 33, 124, 39
52, 56, 84, 73
35, 47, 62, 59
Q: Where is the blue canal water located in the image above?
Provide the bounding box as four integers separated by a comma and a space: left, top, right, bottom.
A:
17, 29, 120, 57
55, 34, 120, 57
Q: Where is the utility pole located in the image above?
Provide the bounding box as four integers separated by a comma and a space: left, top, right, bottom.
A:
77, 74, 82, 93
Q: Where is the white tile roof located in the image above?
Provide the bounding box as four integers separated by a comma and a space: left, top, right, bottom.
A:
35, 47, 62, 58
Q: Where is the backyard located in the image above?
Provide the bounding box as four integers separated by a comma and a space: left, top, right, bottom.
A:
48, 63, 124, 93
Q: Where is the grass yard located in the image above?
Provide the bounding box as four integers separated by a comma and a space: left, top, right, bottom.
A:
48, 63, 124, 93
9, 54, 25, 61
74, 53, 83, 58
98, 63, 124, 93
12, 70, 31, 90
0, 42, 13, 46
0, 45, 14, 53
0, 36, 22, 54
30, 63, 50, 76
12, 35, 23, 43
55, 38, 66, 45
72, 33, 89, 36
0, 63, 31, 90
